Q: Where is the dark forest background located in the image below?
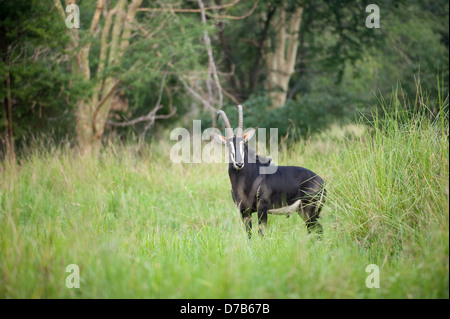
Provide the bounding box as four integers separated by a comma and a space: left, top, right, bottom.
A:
1, 0, 448, 158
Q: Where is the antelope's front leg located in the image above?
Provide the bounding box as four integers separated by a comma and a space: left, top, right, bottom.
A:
241, 211, 253, 239
257, 203, 268, 237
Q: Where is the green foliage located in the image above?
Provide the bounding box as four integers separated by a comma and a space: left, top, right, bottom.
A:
0, 0, 87, 148
284, 0, 448, 133
1, 0, 448, 148
367, 0, 449, 101
0, 0, 67, 46
207, 88, 363, 143
104, 3, 209, 138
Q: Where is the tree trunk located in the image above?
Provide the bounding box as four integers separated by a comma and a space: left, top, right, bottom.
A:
54, 0, 142, 154
265, 5, 303, 109
5, 65, 15, 162
76, 100, 99, 154
0, 26, 15, 162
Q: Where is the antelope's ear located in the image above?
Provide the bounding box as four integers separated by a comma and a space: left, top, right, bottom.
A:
243, 127, 257, 142
210, 132, 227, 144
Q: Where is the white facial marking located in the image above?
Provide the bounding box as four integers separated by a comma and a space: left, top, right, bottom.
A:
229, 141, 235, 162
239, 141, 244, 160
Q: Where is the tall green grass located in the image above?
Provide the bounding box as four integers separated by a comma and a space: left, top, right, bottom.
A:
0, 89, 448, 298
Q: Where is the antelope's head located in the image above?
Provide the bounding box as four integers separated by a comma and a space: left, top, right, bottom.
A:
213, 105, 256, 171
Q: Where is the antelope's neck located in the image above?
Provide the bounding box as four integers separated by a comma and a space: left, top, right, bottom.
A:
229, 163, 261, 194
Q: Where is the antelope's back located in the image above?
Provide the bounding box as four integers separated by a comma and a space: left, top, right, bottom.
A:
263, 165, 325, 206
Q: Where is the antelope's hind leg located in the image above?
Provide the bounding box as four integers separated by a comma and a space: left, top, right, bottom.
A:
298, 201, 323, 235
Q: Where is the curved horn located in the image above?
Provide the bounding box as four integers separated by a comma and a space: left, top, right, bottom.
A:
217, 110, 234, 138
236, 104, 243, 137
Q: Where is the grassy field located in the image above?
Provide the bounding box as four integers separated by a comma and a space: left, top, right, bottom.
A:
0, 100, 448, 298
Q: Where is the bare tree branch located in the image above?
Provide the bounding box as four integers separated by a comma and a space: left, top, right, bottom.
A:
198, 0, 223, 109
90, 0, 104, 33
178, 76, 214, 112
118, 0, 144, 60
105, 73, 176, 136
106, 106, 177, 127
135, 19, 167, 40
207, 0, 258, 20
222, 87, 241, 105
137, 0, 240, 13
53, 0, 66, 21
97, 6, 117, 79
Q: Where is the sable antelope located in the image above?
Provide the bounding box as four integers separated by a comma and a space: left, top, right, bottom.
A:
212, 105, 326, 238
